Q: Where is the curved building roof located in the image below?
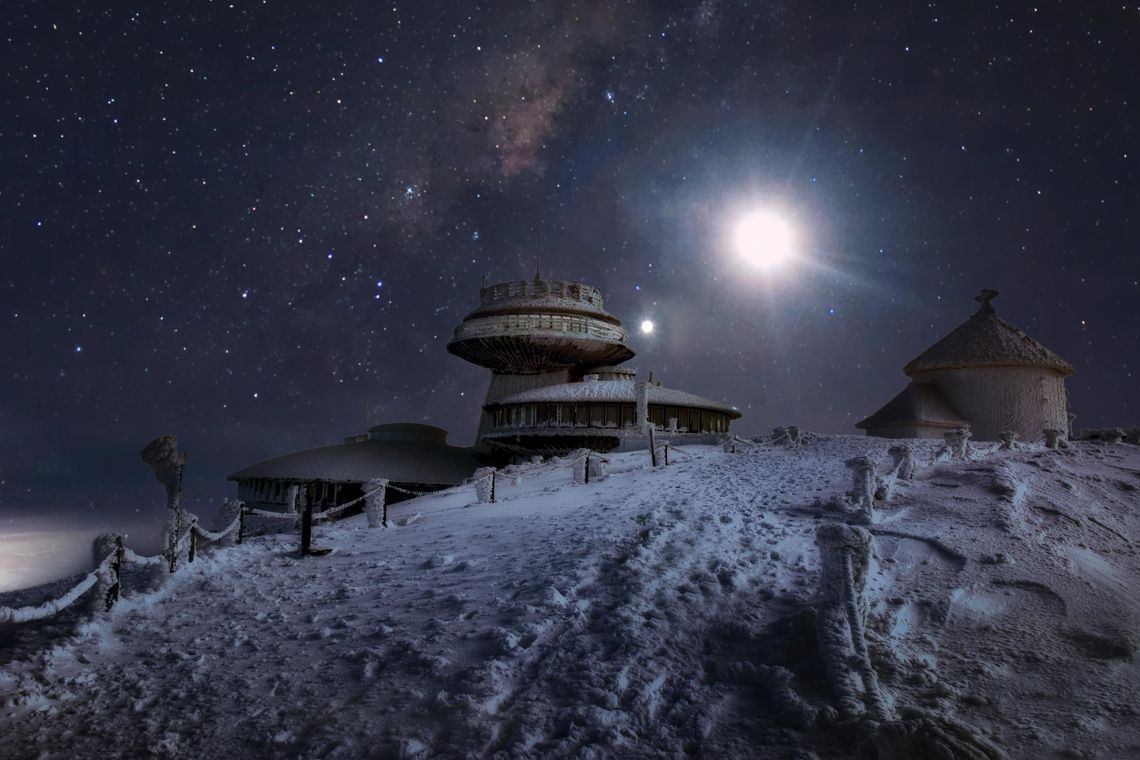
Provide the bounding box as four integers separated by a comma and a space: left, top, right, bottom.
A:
903, 289, 1074, 376
227, 424, 481, 485
487, 379, 742, 418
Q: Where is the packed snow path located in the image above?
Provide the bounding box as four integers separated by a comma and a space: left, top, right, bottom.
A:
2, 437, 1139, 759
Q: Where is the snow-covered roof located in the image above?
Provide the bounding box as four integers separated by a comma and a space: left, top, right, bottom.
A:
855, 382, 967, 431
488, 379, 741, 418
227, 437, 482, 485
904, 290, 1073, 376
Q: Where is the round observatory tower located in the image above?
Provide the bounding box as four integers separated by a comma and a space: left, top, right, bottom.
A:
447, 278, 635, 373
448, 278, 636, 448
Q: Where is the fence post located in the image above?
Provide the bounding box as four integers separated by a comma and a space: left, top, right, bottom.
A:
664, 442, 669, 466
584, 451, 590, 484
649, 425, 658, 467
301, 503, 313, 556
490, 471, 497, 504
188, 520, 198, 563
236, 506, 246, 545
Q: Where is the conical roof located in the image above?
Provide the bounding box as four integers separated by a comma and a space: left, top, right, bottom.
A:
903, 289, 1073, 376
855, 382, 966, 431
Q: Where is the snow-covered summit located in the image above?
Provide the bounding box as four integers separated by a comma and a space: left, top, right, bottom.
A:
2, 436, 1138, 758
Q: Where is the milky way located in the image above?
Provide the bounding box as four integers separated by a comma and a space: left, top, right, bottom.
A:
2, 2, 1137, 523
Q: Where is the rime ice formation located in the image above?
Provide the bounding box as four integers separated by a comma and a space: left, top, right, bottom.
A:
997, 431, 1019, 450
363, 478, 389, 528
845, 456, 878, 517
814, 523, 890, 721
943, 426, 972, 461
3, 437, 1139, 759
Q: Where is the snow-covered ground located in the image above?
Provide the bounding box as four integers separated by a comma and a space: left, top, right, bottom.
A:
1, 436, 1138, 759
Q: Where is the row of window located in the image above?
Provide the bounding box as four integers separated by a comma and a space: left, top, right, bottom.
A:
490, 403, 731, 433
497, 313, 603, 335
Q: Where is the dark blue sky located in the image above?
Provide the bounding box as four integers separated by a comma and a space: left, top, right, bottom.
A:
2, 1, 1136, 525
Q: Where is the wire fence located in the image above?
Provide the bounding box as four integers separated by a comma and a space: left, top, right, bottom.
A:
1, 439, 714, 628
0, 510, 243, 626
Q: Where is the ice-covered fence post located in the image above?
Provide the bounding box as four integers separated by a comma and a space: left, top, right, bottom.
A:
1043, 428, 1067, 450
364, 478, 389, 528
649, 424, 658, 467
490, 471, 496, 503
588, 454, 608, 481
845, 456, 877, 518
815, 523, 890, 722
93, 533, 124, 612
944, 425, 971, 460
140, 434, 188, 574
572, 452, 587, 485
473, 467, 496, 503
997, 431, 1019, 451
663, 441, 669, 466
300, 502, 314, 556
584, 451, 590, 484
888, 444, 916, 481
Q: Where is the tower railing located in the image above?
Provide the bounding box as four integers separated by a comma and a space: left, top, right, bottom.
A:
479, 280, 604, 308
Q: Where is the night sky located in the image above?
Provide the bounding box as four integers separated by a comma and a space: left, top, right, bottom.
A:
2, 2, 1137, 527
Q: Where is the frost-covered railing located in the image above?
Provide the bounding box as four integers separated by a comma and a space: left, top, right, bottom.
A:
450, 314, 629, 344
0, 509, 244, 626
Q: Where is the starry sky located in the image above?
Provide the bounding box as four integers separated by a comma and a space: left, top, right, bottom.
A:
2, 1, 1137, 527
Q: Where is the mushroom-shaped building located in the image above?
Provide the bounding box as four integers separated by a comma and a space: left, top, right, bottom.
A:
449, 277, 741, 455
856, 290, 1073, 441
226, 275, 741, 511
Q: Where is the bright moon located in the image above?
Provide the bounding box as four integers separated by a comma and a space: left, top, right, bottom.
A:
734, 209, 796, 268
640, 320, 655, 334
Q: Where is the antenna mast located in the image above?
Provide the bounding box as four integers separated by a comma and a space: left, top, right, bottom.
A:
535, 223, 543, 281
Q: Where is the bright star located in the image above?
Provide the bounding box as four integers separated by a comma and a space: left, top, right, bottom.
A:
734, 209, 796, 269
640, 320, 654, 334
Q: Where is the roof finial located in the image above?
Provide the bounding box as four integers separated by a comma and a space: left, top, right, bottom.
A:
975, 288, 999, 313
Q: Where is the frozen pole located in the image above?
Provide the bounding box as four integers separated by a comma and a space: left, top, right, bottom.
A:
140, 434, 188, 574
845, 456, 877, 519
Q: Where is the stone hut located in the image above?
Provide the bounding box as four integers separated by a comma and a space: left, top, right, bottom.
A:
856, 290, 1073, 441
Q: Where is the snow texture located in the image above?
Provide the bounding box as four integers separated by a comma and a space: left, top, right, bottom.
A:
2, 437, 1140, 758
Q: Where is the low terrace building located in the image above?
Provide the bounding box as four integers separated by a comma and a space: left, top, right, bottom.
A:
227, 423, 481, 512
